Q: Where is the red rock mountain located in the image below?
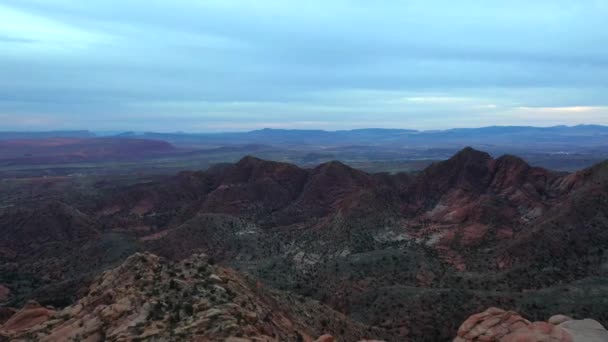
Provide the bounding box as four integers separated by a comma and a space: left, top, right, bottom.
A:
3, 147, 608, 341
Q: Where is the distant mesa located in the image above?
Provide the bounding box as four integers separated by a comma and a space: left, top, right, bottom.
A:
0, 137, 176, 164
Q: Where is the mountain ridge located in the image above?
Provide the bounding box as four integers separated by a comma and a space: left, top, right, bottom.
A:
3, 147, 608, 340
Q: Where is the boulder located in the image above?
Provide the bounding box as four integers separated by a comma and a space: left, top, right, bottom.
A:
501, 322, 572, 342
559, 319, 608, 342
455, 308, 608, 342
454, 307, 530, 341
314, 334, 335, 342
548, 315, 573, 325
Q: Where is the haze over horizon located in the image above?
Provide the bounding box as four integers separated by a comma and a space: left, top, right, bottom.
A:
1, 1, 607, 131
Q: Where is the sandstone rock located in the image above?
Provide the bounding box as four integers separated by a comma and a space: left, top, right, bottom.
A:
501, 322, 572, 342
549, 315, 573, 325
225, 337, 253, 342
3, 252, 387, 341
1, 300, 56, 333
559, 319, 608, 342
455, 307, 530, 341
314, 334, 335, 342
455, 309, 608, 342
203, 308, 225, 319
210, 274, 224, 283
244, 311, 258, 323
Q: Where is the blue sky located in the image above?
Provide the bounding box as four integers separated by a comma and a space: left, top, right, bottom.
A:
1, 0, 607, 131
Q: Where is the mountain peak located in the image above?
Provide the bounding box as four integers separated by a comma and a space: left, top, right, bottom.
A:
236, 155, 264, 166
493, 154, 531, 171
452, 147, 492, 162
314, 160, 352, 172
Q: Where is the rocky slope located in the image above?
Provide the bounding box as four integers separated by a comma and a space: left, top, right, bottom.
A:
0, 252, 393, 341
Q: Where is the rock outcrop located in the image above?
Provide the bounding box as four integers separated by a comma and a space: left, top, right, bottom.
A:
0, 301, 56, 334
1, 252, 390, 341
455, 307, 608, 342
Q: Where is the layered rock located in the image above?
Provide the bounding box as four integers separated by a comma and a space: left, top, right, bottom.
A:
1, 301, 56, 334
454, 308, 608, 342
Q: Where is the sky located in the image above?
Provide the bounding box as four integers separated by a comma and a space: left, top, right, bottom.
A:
1, 0, 607, 132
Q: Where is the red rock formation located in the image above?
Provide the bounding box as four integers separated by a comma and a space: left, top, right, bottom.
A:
314, 334, 335, 342
0, 300, 56, 334
1, 253, 392, 341
454, 307, 531, 341
455, 308, 608, 342
501, 322, 572, 342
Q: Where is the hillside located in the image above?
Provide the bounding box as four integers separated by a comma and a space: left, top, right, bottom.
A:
1, 252, 394, 341
2, 147, 608, 340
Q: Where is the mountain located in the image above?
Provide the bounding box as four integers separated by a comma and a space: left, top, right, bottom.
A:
1, 252, 395, 341
0, 131, 94, 140
0, 201, 99, 258
139, 125, 608, 150
3, 147, 608, 341
0, 137, 176, 165
3, 126, 608, 178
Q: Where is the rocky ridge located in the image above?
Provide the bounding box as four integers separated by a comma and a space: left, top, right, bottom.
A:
0, 252, 393, 341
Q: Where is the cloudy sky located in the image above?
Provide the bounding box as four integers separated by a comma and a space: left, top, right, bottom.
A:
1, 0, 607, 131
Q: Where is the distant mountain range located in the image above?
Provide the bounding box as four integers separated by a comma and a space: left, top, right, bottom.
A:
3, 125, 608, 150
141, 125, 608, 149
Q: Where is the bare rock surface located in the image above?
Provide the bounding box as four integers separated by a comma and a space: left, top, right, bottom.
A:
0, 300, 56, 334
559, 319, 608, 342
1, 252, 390, 341
455, 308, 608, 342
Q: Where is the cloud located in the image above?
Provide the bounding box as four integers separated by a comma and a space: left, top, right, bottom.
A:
0, 0, 607, 130
499, 106, 608, 126
517, 106, 604, 113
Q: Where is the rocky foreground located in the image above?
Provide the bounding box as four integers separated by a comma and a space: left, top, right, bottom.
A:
1, 252, 608, 341
0, 252, 391, 341
454, 307, 608, 342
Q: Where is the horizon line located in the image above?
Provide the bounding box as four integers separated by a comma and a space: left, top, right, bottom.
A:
1, 123, 607, 136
